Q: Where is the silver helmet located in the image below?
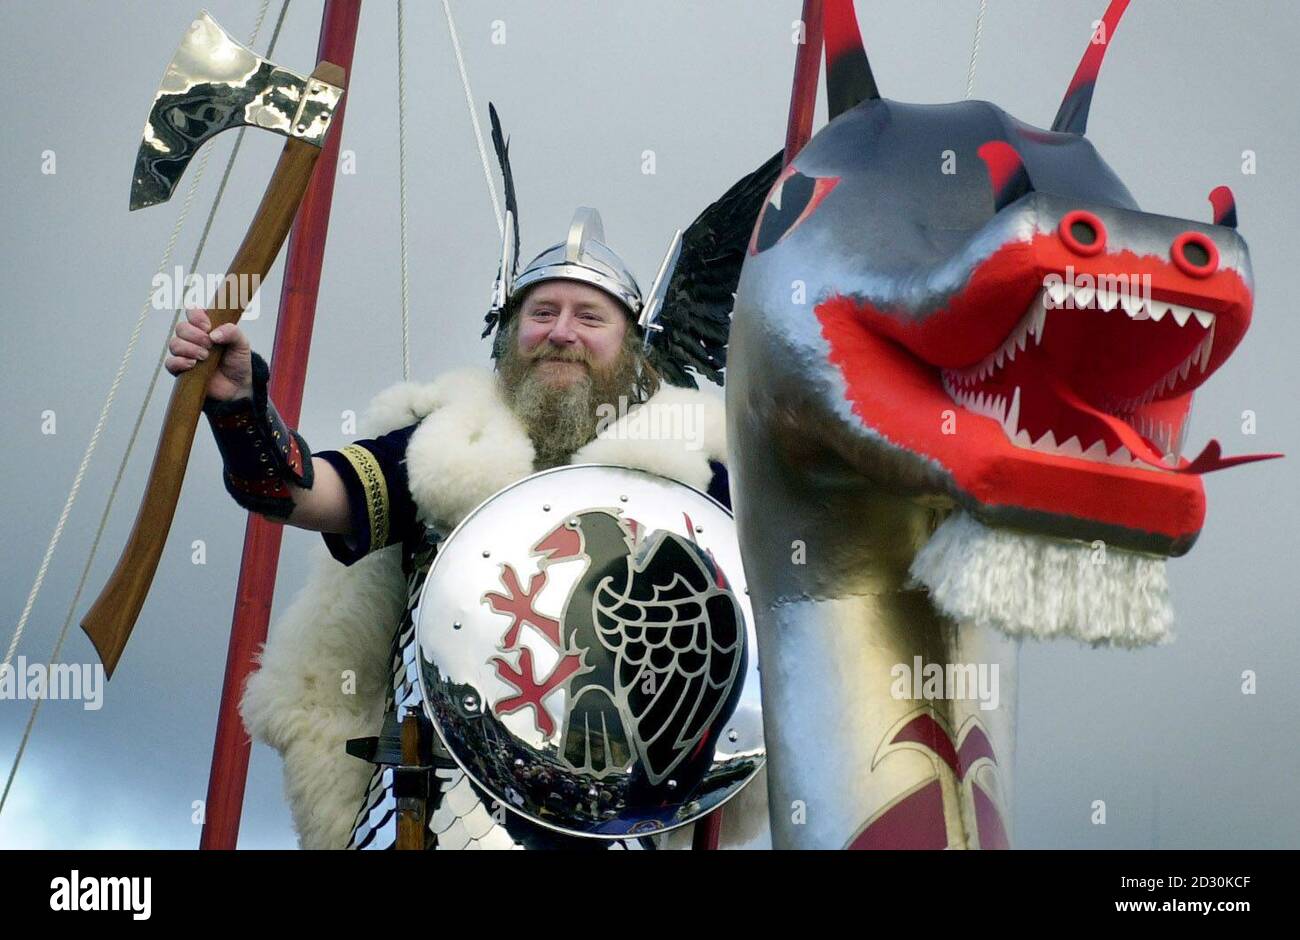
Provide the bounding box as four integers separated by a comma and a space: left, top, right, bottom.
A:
486, 205, 679, 361
512, 208, 643, 314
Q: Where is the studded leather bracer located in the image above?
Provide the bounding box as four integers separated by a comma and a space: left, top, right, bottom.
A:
202, 350, 314, 520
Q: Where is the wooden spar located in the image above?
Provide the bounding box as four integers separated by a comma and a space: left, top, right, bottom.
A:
199, 0, 364, 850
784, 0, 824, 166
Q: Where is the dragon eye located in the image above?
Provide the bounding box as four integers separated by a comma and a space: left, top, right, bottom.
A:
1172, 231, 1219, 278
1058, 210, 1107, 256
750, 165, 839, 255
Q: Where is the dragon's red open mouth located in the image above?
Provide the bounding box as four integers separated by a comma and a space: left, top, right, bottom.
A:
940, 283, 1216, 472
815, 260, 1280, 551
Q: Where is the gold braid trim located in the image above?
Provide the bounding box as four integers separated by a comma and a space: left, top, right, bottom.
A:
338, 444, 390, 551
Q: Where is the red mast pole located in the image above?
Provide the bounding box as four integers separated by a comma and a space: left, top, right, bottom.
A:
200, 0, 363, 850
785, 0, 824, 165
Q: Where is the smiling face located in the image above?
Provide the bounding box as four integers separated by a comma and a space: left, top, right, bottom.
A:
515, 280, 631, 381
497, 279, 645, 469
735, 97, 1266, 555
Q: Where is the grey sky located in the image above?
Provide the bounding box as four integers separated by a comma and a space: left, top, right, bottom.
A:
1, 0, 1297, 848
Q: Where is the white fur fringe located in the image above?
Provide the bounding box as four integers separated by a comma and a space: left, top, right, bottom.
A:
908, 511, 1174, 648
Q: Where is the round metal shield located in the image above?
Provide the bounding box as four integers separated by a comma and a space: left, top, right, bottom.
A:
416, 464, 764, 839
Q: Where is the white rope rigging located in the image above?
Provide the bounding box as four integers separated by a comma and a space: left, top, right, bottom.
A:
441, 0, 504, 234
0, 0, 289, 826
965, 0, 989, 99
396, 0, 413, 381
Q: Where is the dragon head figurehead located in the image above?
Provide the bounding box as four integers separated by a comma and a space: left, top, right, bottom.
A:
735, 0, 1277, 561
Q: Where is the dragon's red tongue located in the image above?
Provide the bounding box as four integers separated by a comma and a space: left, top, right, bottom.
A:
1048, 375, 1283, 475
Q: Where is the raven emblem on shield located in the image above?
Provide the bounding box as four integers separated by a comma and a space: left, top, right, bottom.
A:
485, 508, 746, 787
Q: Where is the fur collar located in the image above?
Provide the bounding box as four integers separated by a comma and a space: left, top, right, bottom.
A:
362, 367, 726, 530
240, 369, 732, 849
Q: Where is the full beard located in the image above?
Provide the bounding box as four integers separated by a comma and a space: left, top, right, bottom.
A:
498, 333, 641, 470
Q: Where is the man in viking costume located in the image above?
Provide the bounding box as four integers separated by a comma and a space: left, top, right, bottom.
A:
167, 162, 776, 847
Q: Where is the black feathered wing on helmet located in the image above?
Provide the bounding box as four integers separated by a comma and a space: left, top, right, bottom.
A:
481, 102, 520, 344
643, 150, 783, 389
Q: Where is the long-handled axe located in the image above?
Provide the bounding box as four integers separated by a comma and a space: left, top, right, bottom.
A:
81, 11, 346, 677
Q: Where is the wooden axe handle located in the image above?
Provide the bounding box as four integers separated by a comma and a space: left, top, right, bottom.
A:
82, 62, 345, 678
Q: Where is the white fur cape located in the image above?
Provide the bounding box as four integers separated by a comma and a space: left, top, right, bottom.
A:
239, 368, 758, 849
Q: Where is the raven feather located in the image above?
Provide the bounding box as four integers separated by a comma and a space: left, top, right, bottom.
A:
648, 150, 784, 388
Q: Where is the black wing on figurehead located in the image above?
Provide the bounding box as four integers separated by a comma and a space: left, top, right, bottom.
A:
647, 149, 783, 388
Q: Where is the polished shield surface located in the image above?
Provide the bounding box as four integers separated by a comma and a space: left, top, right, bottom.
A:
416, 464, 763, 838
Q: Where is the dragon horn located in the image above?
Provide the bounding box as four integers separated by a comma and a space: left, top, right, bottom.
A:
1051, 0, 1132, 135
824, 0, 879, 120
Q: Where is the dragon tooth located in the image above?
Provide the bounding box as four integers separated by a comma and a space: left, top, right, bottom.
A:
1120, 294, 1143, 318
995, 348, 1006, 370
1059, 435, 1084, 457
1178, 355, 1193, 381
1074, 284, 1096, 308
1109, 445, 1132, 465
1046, 280, 1066, 306
1083, 438, 1109, 461
1014, 428, 1033, 448
1034, 429, 1059, 452
1148, 304, 1169, 323
1170, 304, 1193, 327
1096, 286, 1117, 311
1194, 309, 1214, 329
1005, 386, 1022, 434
